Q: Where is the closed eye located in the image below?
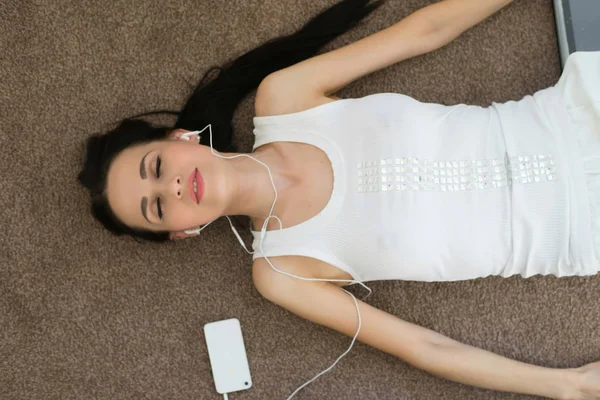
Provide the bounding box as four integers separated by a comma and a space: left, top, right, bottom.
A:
156, 156, 163, 219
157, 198, 163, 219
156, 156, 162, 178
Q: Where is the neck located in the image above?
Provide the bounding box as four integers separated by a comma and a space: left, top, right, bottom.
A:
220, 147, 290, 222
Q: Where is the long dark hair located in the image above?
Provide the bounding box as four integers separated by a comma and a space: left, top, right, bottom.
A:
78, 0, 383, 242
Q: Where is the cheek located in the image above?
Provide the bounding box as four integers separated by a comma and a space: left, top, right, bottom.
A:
182, 146, 216, 171
165, 203, 218, 231
173, 142, 212, 162
166, 205, 200, 231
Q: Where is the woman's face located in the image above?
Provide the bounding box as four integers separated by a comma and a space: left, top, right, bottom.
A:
106, 133, 230, 233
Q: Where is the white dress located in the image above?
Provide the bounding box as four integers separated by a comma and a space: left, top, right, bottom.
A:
250, 52, 600, 283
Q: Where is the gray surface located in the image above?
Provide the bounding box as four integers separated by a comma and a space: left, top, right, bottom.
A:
554, 0, 600, 65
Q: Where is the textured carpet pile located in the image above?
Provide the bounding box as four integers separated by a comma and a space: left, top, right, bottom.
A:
2, 1, 599, 399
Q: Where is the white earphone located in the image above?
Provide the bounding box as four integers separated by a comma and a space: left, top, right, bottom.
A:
180, 125, 372, 399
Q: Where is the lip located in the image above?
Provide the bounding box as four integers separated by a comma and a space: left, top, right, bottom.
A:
188, 168, 205, 204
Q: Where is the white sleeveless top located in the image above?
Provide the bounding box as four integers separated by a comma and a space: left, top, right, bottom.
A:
250, 52, 599, 283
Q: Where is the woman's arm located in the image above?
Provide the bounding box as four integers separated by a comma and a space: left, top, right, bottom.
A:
252, 259, 589, 399
256, 0, 514, 116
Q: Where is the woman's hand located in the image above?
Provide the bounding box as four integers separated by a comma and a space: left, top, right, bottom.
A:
568, 362, 600, 399
254, 258, 581, 400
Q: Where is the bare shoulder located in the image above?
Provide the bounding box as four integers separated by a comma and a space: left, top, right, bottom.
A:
252, 256, 317, 302
254, 73, 335, 117
252, 255, 353, 301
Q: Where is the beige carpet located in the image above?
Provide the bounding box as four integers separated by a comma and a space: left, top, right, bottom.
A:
2, 0, 599, 399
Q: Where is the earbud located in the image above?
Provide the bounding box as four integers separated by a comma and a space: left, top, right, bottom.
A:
180, 130, 202, 143
184, 219, 215, 235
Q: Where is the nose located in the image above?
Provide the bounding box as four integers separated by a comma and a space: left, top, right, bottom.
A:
168, 175, 184, 200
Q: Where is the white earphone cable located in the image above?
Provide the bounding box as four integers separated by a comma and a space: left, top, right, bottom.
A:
181, 126, 372, 399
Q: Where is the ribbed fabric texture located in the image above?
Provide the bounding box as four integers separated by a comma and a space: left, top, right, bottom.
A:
559, 52, 600, 270
251, 57, 599, 281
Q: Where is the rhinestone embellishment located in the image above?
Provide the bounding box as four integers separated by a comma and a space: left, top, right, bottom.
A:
357, 154, 557, 193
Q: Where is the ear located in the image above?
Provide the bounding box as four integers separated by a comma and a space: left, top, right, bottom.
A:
169, 129, 199, 142
169, 230, 199, 240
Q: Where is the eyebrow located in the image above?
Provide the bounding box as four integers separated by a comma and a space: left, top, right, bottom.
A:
141, 196, 150, 223
140, 151, 150, 180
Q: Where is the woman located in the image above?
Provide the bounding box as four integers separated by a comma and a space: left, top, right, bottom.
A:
79, 0, 600, 398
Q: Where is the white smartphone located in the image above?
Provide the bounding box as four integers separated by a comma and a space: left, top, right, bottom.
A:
203, 318, 253, 394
